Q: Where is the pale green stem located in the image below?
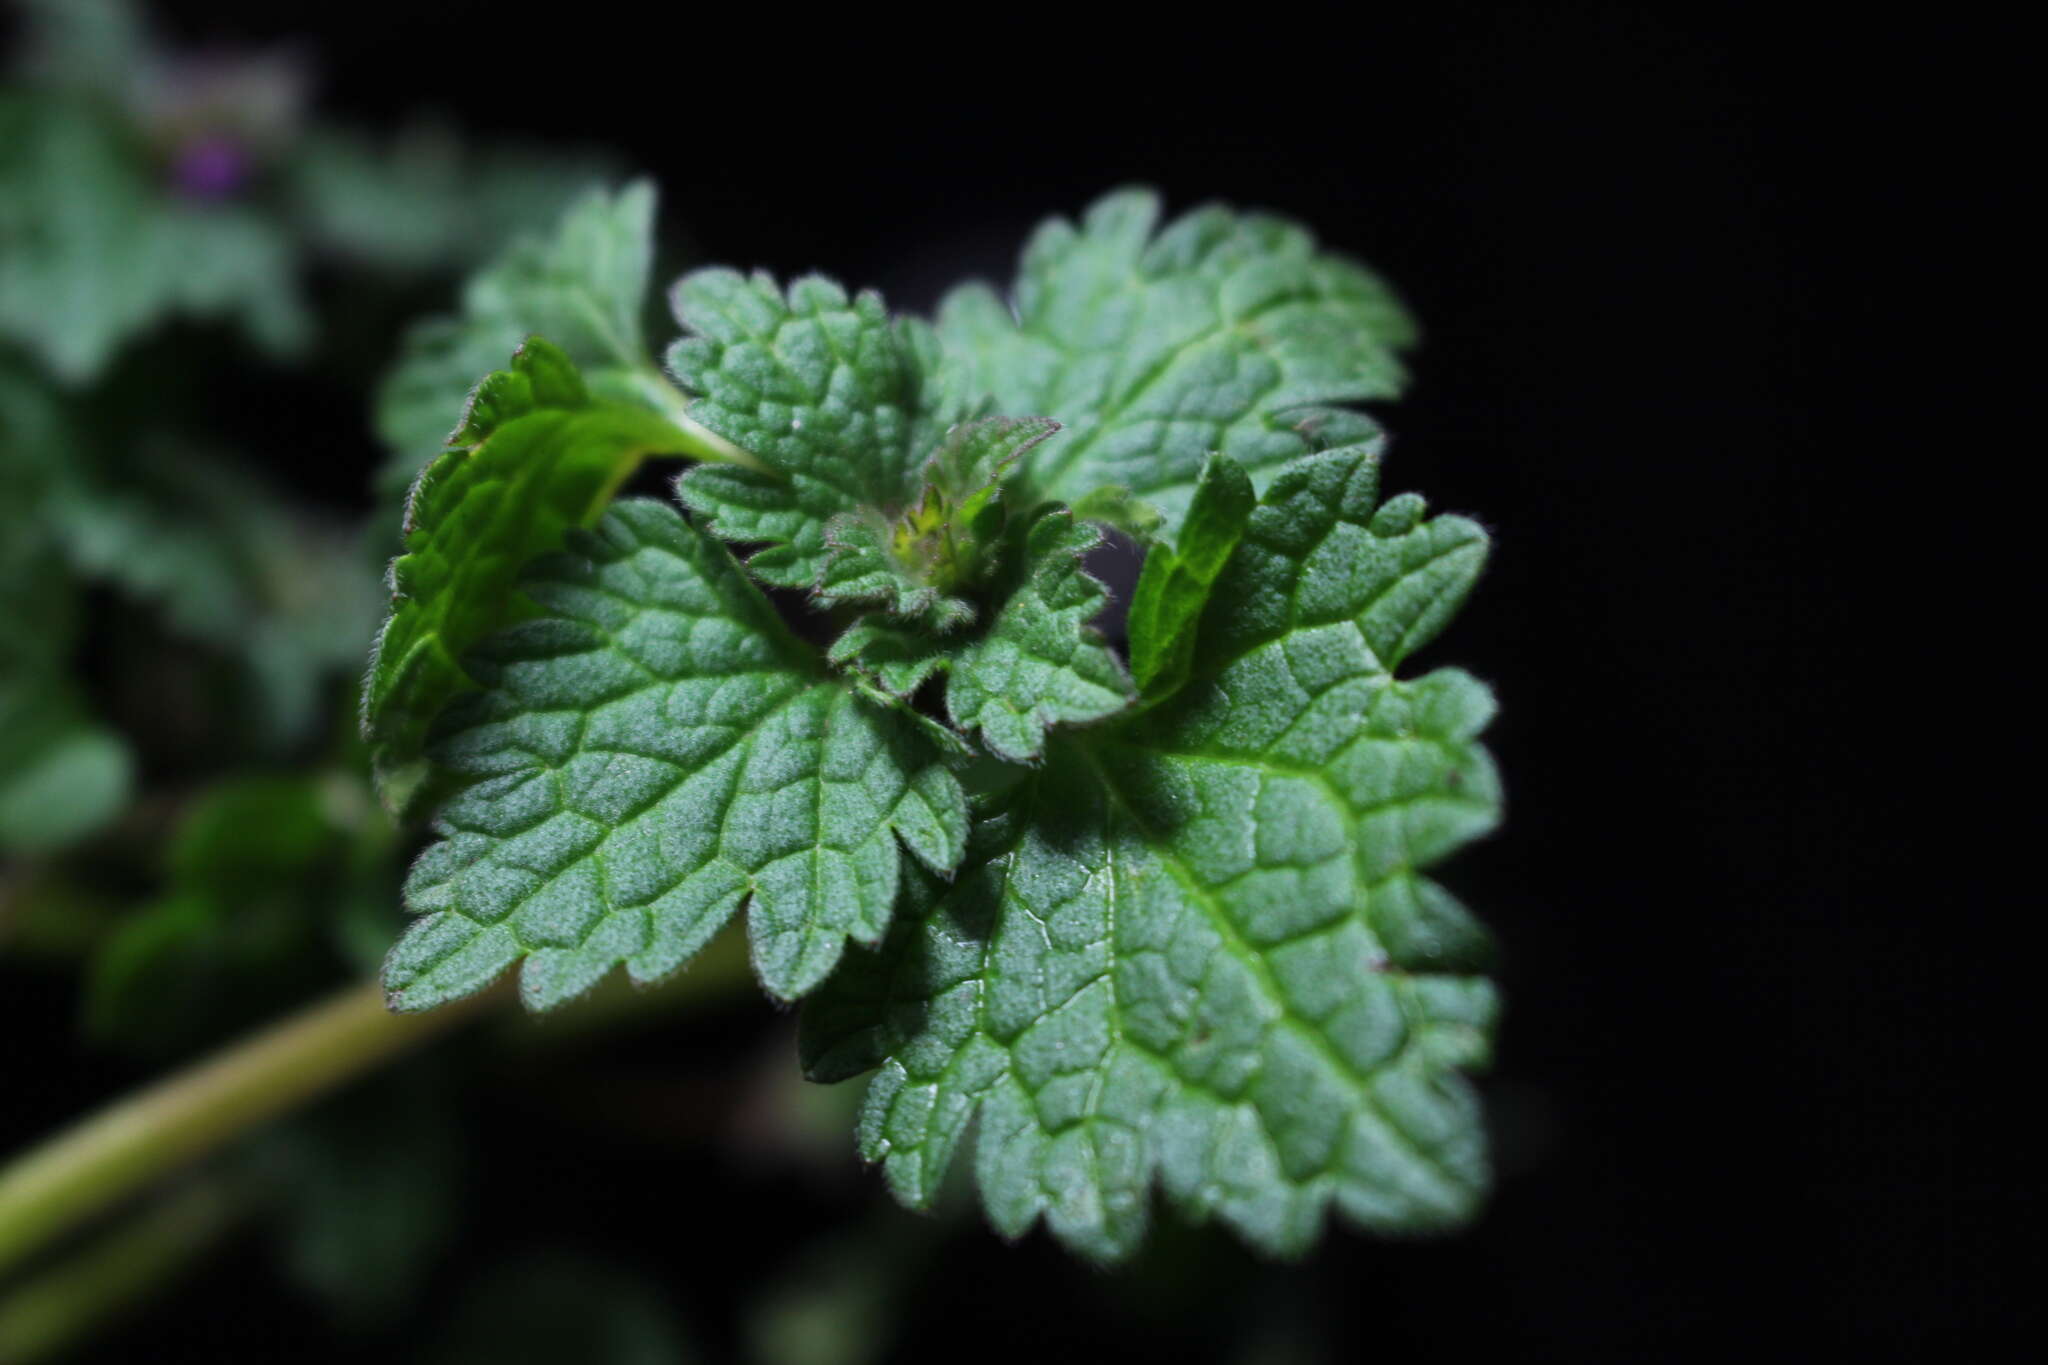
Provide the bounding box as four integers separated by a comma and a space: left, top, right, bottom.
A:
0, 925, 758, 1293
0, 979, 483, 1282
619, 368, 768, 473
0, 1180, 239, 1365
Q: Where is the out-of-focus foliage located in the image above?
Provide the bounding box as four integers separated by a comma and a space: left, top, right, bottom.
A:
0, 0, 607, 388
247, 1067, 463, 1326
0, 3, 668, 1350
0, 362, 134, 854
0, 89, 310, 385
83, 773, 395, 1054
287, 125, 617, 276
374, 182, 666, 501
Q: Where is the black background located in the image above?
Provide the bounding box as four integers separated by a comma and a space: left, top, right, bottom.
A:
7, 2, 2001, 1360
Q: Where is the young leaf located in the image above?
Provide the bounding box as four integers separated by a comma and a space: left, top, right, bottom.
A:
801, 447, 1497, 1263
816, 515, 979, 633
385, 499, 968, 1013
374, 181, 667, 496
1126, 453, 1256, 697
362, 339, 701, 807
669, 272, 967, 591
830, 508, 1135, 764
943, 510, 1134, 762
938, 188, 1415, 533
814, 417, 1062, 632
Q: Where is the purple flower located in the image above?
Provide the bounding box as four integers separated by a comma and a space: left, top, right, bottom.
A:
169, 135, 251, 200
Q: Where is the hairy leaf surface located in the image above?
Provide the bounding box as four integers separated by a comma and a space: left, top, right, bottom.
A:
943, 511, 1133, 762
670, 271, 964, 589
813, 417, 1062, 632
938, 189, 1415, 533
386, 500, 968, 1011
802, 448, 1497, 1261
831, 508, 1134, 763
363, 340, 696, 806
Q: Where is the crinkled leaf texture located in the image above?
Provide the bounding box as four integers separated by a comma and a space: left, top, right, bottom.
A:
830, 507, 1134, 764
363, 339, 695, 808
814, 416, 1062, 633
670, 270, 967, 594
801, 447, 1498, 1262
938, 188, 1414, 535
386, 500, 968, 1012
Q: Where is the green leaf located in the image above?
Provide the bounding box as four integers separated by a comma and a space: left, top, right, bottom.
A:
363, 339, 700, 808
814, 417, 1061, 632
801, 448, 1497, 1263
0, 699, 131, 856
1127, 453, 1256, 697
385, 499, 968, 1012
0, 93, 309, 385
814, 515, 976, 633
374, 181, 668, 497
826, 621, 950, 702
830, 508, 1135, 764
670, 272, 962, 590
1064, 483, 1164, 542
937, 188, 1415, 534
48, 440, 381, 751
83, 775, 375, 1054
0, 371, 133, 853
943, 510, 1134, 762
288, 123, 609, 276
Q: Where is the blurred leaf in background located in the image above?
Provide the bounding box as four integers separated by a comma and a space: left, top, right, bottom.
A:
0, 360, 134, 855
287, 123, 617, 277
0, 4, 716, 1359
372, 181, 666, 504
0, 0, 610, 388
0, 0, 621, 862
45, 436, 383, 752
82, 771, 396, 1055
0, 0, 310, 383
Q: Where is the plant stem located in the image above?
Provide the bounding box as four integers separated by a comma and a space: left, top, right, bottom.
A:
0, 979, 483, 1282
0, 1180, 240, 1365
618, 366, 767, 472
